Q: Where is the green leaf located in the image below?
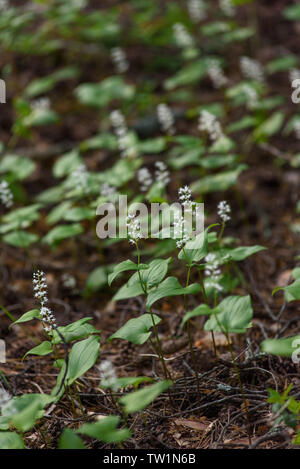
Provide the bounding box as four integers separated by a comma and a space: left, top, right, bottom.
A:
3, 231, 38, 248
59, 429, 86, 449
266, 56, 298, 74
0, 154, 36, 180
283, 5, 300, 21
75, 77, 135, 108
261, 335, 300, 357
253, 112, 284, 142
164, 60, 207, 90
108, 314, 161, 345
11, 309, 40, 327
0, 432, 24, 449
43, 223, 83, 247
119, 380, 173, 414
112, 278, 144, 302
85, 267, 108, 294
139, 258, 171, 289
191, 165, 247, 194
64, 207, 95, 222
209, 136, 236, 154
24, 341, 52, 358
146, 277, 201, 309
101, 376, 153, 391
66, 335, 100, 386
52, 318, 100, 344
204, 295, 253, 334
280, 280, 300, 302
78, 416, 130, 443
180, 304, 217, 329
214, 245, 266, 262
53, 150, 82, 178
108, 260, 145, 286
178, 228, 210, 264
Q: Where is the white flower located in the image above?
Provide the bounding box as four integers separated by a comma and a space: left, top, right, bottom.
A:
187, 0, 207, 22
173, 212, 192, 249
111, 47, 129, 74
71, 164, 90, 194
218, 200, 231, 222
242, 84, 258, 109
178, 185, 196, 213
62, 273, 76, 289
138, 167, 153, 193
219, 0, 235, 17
100, 183, 117, 199
40, 306, 56, 332
110, 110, 137, 159
98, 360, 118, 391
127, 213, 142, 244
240, 56, 264, 82
173, 23, 194, 49
0, 388, 11, 413
155, 161, 170, 188
0, 180, 13, 208
0, 0, 8, 11
157, 103, 175, 135
31, 98, 50, 111
199, 110, 224, 142
205, 253, 223, 292
33, 271, 56, 332
207, 59, 228, 89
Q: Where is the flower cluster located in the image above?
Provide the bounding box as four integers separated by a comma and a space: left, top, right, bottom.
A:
110, 110, 137, 159
111, 47, 129, 74
187, 0, 207, 22
157, 103, 175, 135
205, 253, 223, 292
155, 161, 170, 189
100, 182, 117, 199
33, 271, 56, 332
178, 185, 195, 212
207, 59, 228, 89
219, 0, 235, 17
0, 180, 13, 208
218, 200, 231, 222
173, 23, 194, 49
98, 360, 118, 391
0, 388, 11, 413
31, 97, 50, 111
71, 164, 90, 194
127, 213, 142, 244
240, 56, 264, 82
137, 167, 153, 193
199, 110, 224, 141
242, 84, 258, 109
173, 186, 197, 248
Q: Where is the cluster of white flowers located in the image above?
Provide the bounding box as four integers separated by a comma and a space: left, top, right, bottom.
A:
111, 47, 129, 74
127, 213, 142, 244
98, 360, 118, 391
71, 164, 90, 194
0, 180, 13, 208
0, 0, 8, 11
293, 120, 300, 140
0, 388, 11, 413
173, 23, 194, 49
207, 59, 228, 89
33, 271, 56, 332
219, 0, 235, 17
240, 56, 264, 82
173, 186, 198, 248
62, 273, 76, 290
31, 97, 50, 111
187, 0, 207, 22
110, 110, 137, 159
137, 167, 153, 193
242, 84, 258, 109
218, 200, 231, 222
157, 103, 175, 135
290, 69, 300, 84
199, 110, 224, 141
155, 161, 170, 189
100, 182, 117, 199
205, 253, 223, 292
